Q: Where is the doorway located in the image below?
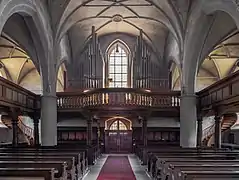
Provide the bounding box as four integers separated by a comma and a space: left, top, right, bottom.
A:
105, 118, 132, 153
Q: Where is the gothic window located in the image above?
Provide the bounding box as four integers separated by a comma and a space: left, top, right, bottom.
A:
109, 120, 127, 130
108, 44, 128, 88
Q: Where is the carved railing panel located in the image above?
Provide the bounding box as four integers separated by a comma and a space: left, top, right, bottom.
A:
0, 76, 40, 111
57, 88, 180, 110
197, 70, 239, 110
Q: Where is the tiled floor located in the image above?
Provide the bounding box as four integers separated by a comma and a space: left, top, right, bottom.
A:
82, 154, 151, 180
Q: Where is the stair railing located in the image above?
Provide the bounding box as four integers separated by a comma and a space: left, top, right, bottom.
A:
202, 123, 215, 144
18, 117, 34, 140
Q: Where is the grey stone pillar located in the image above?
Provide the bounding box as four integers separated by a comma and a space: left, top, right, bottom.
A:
214, 115, 222, 149
180, 94, 197, 147
41, 95, 57, 146
197, 115, 203, 148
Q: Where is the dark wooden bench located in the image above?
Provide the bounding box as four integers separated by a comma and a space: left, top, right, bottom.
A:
0, 168, 57, 180
0, 161, 67, 180
0, 146, 93, 178
149, 154, 239, 179
0, 151, 85, 178
178, 170, 239, 180
164, 164, 239, 180
0, 155, 76, 180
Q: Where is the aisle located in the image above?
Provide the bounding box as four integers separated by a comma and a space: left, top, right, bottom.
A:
83, 154, 151, 180
97, 155, 136, 180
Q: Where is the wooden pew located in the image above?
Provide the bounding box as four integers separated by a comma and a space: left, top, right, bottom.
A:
150, 155, 239, 179
0, 151, 84, 178
148, 153, 238, 176
0, 147, 89, 178
0, 155, 76, 180
176, 171, 239, 180
0, 168, 57, 180
165, 164, 239, 180
0, 161, 67, 180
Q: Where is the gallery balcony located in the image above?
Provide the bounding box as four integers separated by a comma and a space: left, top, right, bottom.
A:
56, 88, 181, 115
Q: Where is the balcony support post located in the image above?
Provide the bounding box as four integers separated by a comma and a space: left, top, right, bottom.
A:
41, 95, 57, 146
180, 94, 197, 147
87, 117, 93, 165
97, 121, 100, 155
33, 114, 40, 147
10, 108, 20, 148
197, 115, 203, 148
214, 115, 222, 149
141, 116, 147, 165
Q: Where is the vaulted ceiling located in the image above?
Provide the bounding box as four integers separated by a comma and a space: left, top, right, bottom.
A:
0, 34, 64, 94
172, 31, 239, 91
55, 0, 183, 59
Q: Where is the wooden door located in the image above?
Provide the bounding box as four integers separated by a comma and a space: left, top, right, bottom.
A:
118, 131, 132, 153
105, 130, 132, 153
105, 131, 118, 153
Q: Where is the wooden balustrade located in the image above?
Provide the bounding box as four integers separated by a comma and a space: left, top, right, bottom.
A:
57, 88, 180, 110
197, 70, 239, 111
0, 76, 40, 112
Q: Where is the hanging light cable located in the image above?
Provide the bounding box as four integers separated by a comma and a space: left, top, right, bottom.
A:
116, 43, 119, 53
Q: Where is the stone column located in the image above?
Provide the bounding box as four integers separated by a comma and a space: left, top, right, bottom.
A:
180, 94, 197, 147
33, 114, 40, 146
41, 95, 57, 146
197, 115, 203, 148
214, 115, 222, 149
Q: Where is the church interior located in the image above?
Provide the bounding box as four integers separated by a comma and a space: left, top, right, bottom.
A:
1, 0, 239, 179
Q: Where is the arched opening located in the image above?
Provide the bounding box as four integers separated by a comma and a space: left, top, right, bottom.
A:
105, 117, 132, 153
105, 40, 130, 88
109, 120, 127, 130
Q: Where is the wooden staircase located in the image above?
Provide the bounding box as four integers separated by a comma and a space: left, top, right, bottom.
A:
203, 113, 237, 146
1, 115, 34, 145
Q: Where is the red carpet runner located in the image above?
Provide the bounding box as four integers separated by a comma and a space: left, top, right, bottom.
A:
97, 156, 136, 180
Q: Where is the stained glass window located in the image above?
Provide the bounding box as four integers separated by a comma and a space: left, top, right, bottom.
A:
108, 45, 128, 87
